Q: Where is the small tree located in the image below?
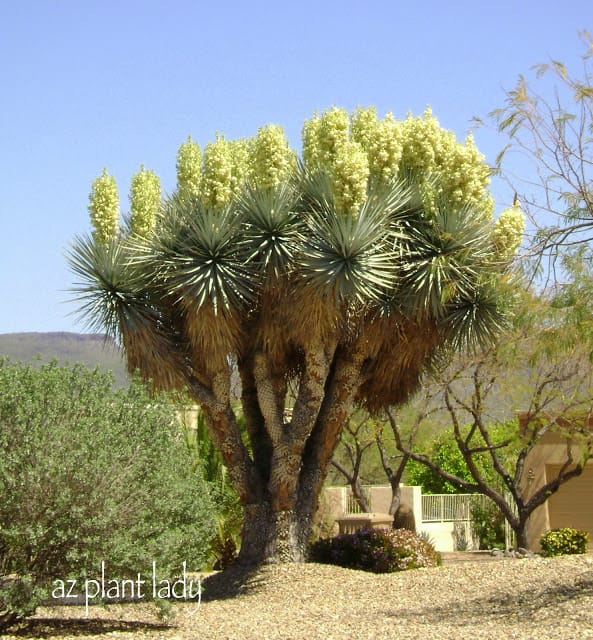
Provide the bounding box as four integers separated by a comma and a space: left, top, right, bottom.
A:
330, 410, 413, 518
330, 413, 378, 512
389, 291, 593, 549
405, 422, 515, 494
330, 412, 411, 517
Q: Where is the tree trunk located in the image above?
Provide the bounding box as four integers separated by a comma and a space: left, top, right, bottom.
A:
388, 482, 402, 517
237, 501, 313, 565
513, 513, 531, 550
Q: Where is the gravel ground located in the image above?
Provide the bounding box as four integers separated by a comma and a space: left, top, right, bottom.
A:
6, 554, 593, 639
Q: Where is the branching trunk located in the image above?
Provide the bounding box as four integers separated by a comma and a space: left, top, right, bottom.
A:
376, 433, 409, 516
331, 457, 371, 512
297, 346, 367, 526
190, 338, 367, 564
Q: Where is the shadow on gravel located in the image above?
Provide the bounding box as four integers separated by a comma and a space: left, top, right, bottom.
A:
6, 617, 172, 638
4, 565, 267, 636
384, 570, 593, 627
201, 564, 271, 601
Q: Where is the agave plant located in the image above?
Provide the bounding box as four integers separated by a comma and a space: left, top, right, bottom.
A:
69, 107, 522, 564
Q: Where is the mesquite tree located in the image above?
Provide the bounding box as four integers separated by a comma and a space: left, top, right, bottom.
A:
389, 289, 593, 549
69, 107, 523, 564
491, 31, 593, 266
330, 413, 411, 517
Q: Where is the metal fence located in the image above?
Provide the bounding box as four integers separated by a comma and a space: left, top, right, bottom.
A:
421, 493, 484, 522
345, 487, 372, 513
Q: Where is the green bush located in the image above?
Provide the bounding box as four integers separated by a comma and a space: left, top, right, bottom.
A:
540, 527, 590, 557
310, 527, 440, 573
470, 498, 505, 550
0, 360, 216, 630
405, 423, 518, 494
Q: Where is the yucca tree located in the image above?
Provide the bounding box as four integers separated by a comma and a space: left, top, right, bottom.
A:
69, 108, 522, 564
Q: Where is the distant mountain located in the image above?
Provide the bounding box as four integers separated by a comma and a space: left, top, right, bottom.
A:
0, 332, 128, 385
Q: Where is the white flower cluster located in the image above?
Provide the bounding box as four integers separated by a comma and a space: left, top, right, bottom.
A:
351, 107, 402, 182
90, 106, 501, 234
201, 135, 235, 208
331, 140, 370, 215
228, 138, 251, 196
129, 165, 161, 237
492, 204, 525, 257
176, 126, 294, 208
302, 107, 369, 215
176, 135, 202, 199
300, 106, 493, 218
302, 106, 350, 168
251, 124, 294, 189
88, 168, 120, 243
399, 107, 492, 217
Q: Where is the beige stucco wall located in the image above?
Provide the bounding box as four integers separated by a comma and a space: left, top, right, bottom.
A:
321, 485, 469, 551
323, 485, 421, 522
520, 431, 592, 550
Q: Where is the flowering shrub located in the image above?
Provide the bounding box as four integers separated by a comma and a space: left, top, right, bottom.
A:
540, 527, 590, 557
310, 527, 440, 573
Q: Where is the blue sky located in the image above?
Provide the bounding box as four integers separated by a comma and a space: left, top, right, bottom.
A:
0, 1, 589, 334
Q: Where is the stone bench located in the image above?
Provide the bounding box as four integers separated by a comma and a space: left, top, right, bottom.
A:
337, 513, 394, 534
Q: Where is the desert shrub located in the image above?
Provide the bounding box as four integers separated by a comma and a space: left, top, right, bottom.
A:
0, 360, 216, 630
310, 527, 440, 573
470, 498, 505, 550
540, 527, 590, 557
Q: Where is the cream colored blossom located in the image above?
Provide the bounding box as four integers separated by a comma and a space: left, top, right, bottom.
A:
129, 165, 161, 237
88, 168, 119, 243
399, 107, 492, 217
493, 204, 525, 257
202, 135, 234, 208
351, 107, 402, 182
302, 106, 349, 169
176, 135, 202, 199
251, 124, 294, 189
331, 141, 369, 216
228, 137, 252, 196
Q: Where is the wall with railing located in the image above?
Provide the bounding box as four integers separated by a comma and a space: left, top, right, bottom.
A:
419, 493, 486, 551
322, 486, 492, 551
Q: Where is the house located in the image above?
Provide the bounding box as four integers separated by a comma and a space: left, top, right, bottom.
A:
519, 412, 593, 550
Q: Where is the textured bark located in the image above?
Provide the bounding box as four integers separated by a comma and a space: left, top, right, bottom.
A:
210, 340, 366, 563
297, 346, 367, 525
191, 338, 366, 564
253, 351, 284, 445
237, 502, 312, 565
237, 357, 272, 482
268, 341, 333, 512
